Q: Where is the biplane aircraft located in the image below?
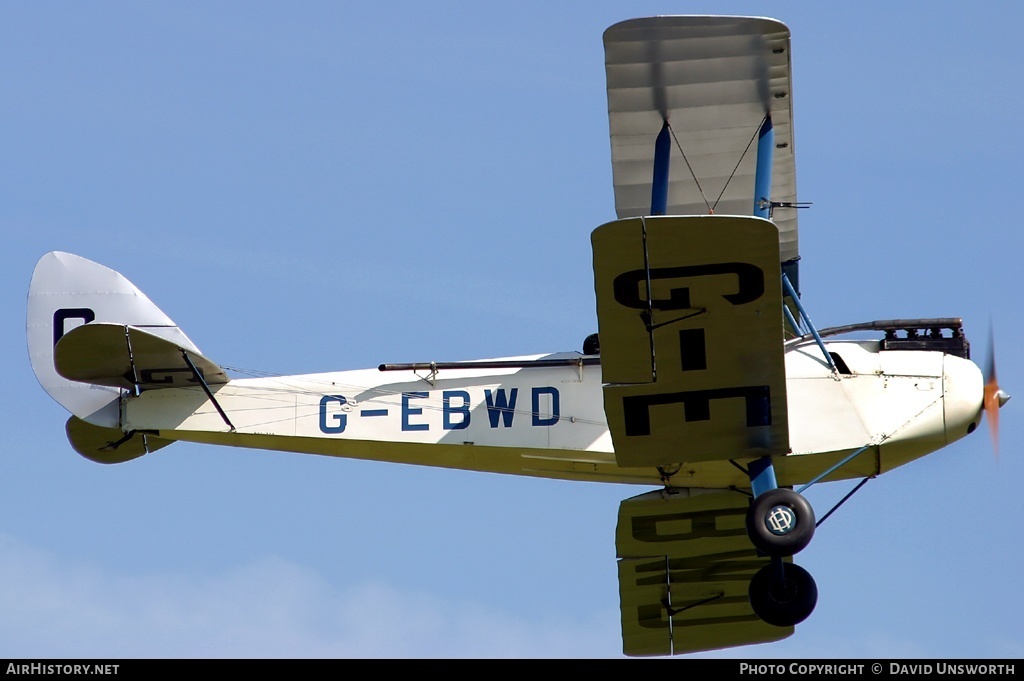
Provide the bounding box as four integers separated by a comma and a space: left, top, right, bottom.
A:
27, 16, 1010, 656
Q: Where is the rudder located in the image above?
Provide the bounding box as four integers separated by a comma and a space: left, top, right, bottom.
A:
27, 251, 202, 429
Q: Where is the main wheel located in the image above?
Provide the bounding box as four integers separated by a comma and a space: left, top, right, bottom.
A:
745, 488, 815, 557
748, 562, 817, 627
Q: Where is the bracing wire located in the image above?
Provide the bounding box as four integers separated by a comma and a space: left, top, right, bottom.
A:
665, 116, 766, 214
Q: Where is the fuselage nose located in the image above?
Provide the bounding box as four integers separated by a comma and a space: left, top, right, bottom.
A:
943, 353, 985, 444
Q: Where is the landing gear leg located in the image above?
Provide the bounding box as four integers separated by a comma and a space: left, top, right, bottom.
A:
745, 457, 818, 626
745, 457, 816, 557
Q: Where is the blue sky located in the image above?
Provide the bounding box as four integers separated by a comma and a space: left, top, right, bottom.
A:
2, 1, 1022, 658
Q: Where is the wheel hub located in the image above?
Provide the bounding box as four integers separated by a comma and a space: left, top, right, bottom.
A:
765, 505, 796, 536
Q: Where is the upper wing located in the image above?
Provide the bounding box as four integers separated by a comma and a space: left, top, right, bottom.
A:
617, 488, 791, 656
603, 16, 799, 266
593, 215, 789, 468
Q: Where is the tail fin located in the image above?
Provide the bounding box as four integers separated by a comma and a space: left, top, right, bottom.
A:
27, 252, 206, 430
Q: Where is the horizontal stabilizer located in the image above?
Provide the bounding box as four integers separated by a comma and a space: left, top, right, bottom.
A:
65, 416, 174, 464
55, 323, 229, 390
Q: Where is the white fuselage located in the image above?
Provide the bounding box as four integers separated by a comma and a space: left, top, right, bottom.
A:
122, 338, 983, 489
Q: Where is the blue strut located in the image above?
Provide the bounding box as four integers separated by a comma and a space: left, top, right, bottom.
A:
651, 121, 670, 215
753, 115, 774, 219
748, 456, 778, 498
748, 115, 779, 497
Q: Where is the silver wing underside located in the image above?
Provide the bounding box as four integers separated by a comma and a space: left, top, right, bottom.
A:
604, 15, 799, 264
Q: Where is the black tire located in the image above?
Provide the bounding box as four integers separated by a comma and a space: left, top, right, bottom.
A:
748, 562, 818, 627
745, 488, 815, 557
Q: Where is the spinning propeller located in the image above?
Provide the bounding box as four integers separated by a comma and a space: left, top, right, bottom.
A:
982, 330, 1011, 458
